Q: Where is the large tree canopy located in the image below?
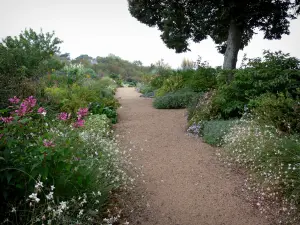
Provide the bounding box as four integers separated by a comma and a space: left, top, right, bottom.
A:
128, 0, 299, 69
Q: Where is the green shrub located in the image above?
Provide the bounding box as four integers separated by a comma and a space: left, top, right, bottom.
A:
155, 75, 184, 97
213, 51, 300, 119
188, 90, 221, 125
89, 102, 118, 124
150, 74, 168, 89
199, 120, 238, 146
182, 68, 218, 92
153, 89, 199, 109
249, 93, 300, 133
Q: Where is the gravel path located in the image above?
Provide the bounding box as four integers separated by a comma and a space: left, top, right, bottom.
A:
115, 87, 270, 225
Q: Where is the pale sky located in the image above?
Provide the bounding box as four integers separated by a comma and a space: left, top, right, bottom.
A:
1, 0, 300, 68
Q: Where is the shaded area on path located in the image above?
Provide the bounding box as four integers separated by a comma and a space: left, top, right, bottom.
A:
115, 87, 270, 225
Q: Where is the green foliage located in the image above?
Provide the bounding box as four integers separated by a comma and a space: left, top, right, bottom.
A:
198, 120, 237, 146
249, 93, 300, 133
89, 102, 118, 124
188, 91, 220, 125
0, 29, 63, 108
153, 89, 199, 109
0, 28, 63, 79
203, 51, 300, 120
45, 77, 118, 114
181, 67, 218, 92
155, 75, 184, 97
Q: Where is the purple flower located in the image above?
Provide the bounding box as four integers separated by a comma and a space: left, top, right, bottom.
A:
25, 96, 37, 108
73, 118, 85, 128
1, 116, 14, 123
8, 96, 20, 104
58, 112, 70, 121
43, 139, 55, 148
37, 107, 47, 116
77, 108, 88, 118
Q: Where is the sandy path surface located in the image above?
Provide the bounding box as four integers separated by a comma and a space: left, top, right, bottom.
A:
115, 87, 270, 225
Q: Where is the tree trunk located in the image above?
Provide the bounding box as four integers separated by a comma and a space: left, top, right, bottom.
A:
223, 20, 243, 70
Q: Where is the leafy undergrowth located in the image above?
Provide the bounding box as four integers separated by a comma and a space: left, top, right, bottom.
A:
0, 97, 131, 224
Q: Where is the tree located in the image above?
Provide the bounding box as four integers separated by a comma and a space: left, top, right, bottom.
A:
128, 0, 299, 69
0, 28, 63, 78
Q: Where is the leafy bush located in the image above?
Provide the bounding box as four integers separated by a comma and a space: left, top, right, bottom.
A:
153, 89, 199, 109
150, 74, 169, 89
188, 91, 220, 125
213, 51, 300, 118
155, 75, 184, 97
89, 102, 118, 124
250, 93, 300, 133
181, 67, 218, 92
0, 97, 127, 224
0, 29, 63, 108
45, 77, 118, 114
223, 120, 300, 222
197, 120, 238, 146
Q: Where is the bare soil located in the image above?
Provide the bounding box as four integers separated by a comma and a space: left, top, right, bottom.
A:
115, 87, 271, 225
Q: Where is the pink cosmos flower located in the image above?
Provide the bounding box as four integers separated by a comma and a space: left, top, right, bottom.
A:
77, 108, 88, 118
8, 96, 20, 104
58, 112, 70, 121
1, 116, 14, 123
73, 118, 85, 128
37, 107, 47, 116
43, 139, 55, 148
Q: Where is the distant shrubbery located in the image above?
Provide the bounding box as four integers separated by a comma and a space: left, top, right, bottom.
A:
153, 89, 199, 109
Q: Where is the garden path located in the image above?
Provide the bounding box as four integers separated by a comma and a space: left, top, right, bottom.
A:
115, 87, 270, 225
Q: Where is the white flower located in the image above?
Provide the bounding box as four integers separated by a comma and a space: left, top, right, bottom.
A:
11, 207, 16, 213
35, 181, 43, 190
29, 193, 40, 203
59, 201, 67, 210
46, 192, 53, 200
50, 185, 55, 191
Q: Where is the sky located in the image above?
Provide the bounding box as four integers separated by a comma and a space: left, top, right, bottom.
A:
1, 0, 300, 68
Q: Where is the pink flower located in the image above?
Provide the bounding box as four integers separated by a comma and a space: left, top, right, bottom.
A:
37, 107, 47, 116
43, 140, 55, 148
25, 96, 37, 108
15, 102, 28, 116
1, 116, 14, 123
77, 108, 88, 118
73, 118, 85, 128
0, 134, 4, 139
58, 112, 70, 121
8, 96, 20, 104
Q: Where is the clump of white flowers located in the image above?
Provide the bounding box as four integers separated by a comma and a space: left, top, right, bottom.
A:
223, 119, 300, 224
3, 114, 131, 224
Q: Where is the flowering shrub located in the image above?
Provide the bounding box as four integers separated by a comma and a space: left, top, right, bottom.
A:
223, 119, 300, 223
0, 97, 128, 224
